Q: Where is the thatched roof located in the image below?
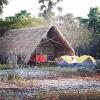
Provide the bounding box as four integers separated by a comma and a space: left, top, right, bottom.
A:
0, 26, 75, 63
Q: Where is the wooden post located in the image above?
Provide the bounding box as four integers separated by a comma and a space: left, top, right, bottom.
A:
35, 48, 37, 66
64, 46, 65, 55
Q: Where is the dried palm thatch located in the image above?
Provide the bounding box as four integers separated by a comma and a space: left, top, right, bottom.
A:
0, 26, 75, 64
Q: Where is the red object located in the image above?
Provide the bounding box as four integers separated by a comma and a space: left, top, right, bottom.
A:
30, 55, 47, 63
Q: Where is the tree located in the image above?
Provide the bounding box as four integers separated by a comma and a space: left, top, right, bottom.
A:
76, 17, 88, 25
77, 7, 100, 34
0, 0, 9, 14
57, 7, 62, 16
88, 7, 100, 34
5, 10, 31, 21
38, 0, 63, 19
15, 10, 31, 18
0, 10, 47, 30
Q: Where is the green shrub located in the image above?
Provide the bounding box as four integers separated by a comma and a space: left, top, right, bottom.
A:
0, 64, 9, 70
0, 17, 47, 32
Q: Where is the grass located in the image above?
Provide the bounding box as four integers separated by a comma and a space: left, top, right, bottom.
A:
0, 63, 99, 79
0, 64, 99, 100
43, 67, 78, 72
0, 89, 100, 100
40, 67, 96, 77
0, 64, 97, 76
35, 90, 100, 100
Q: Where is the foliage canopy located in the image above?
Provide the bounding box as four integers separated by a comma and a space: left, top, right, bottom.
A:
0, 0, 8, 14
0, 10, 47, 32
38, 0, 63, 19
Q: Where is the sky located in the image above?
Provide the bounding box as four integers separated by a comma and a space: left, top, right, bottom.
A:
2, 0, 100, 18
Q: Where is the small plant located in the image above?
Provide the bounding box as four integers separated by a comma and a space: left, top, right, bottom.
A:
0, 64, 9, 70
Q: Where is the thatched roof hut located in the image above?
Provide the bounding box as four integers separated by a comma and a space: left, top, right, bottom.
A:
0, 26, 75, 64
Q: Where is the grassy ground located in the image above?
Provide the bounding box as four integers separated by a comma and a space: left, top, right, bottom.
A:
35, 90, 100, 100
0, 64, 99, 100
0, 64, 99, 77
0, 89, 100, 100
0, 58, 100, 70
38, 67, 97, 77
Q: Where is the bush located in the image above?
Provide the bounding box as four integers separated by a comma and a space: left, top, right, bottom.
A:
0, 17, 47, 33
0, 64, 9, 70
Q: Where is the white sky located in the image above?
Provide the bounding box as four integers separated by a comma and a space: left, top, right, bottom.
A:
2, 0, 100, 18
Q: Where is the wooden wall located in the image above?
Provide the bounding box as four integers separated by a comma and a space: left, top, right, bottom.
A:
36, 40, 66, 60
